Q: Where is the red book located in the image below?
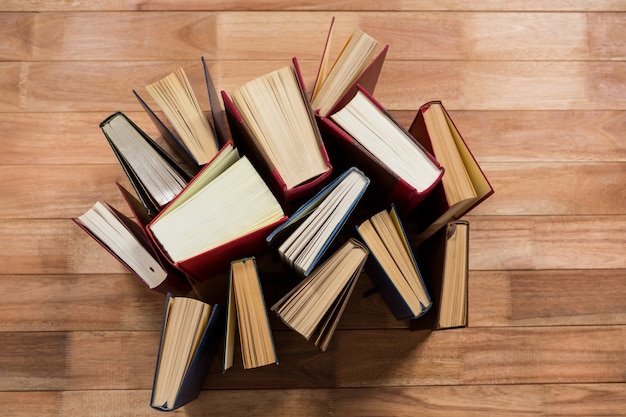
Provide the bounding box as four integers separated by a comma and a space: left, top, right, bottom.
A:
408, 101, 494, 243
221, 58, 333, 208
319, 86, 444, 216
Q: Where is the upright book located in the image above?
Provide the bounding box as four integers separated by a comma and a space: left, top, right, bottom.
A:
310, 18, 388, 118
74, 190, 191, 295
356, 206, 432, 320
100, 111, 193, 217
266, 167, 369, 277
134, 57, 229, 171
411, 221, 470, 330
408, 101, 493, 242
271, 238, 369, 351
222, 59, 333, 205
320, 87, 444, 215
223, 257, 278, 371
150, 294, 224, 411
147, 142, 287, 281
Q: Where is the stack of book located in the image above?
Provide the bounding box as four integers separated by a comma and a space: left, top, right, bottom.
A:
74, 19, 493, 411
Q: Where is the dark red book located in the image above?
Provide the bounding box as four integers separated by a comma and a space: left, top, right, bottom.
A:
408, 101, 494, 243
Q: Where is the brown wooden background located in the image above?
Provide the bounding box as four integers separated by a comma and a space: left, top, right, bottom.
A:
1, 1, 625, 416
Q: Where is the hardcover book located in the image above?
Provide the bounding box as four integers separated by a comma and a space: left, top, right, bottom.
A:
150, 294, 224, 411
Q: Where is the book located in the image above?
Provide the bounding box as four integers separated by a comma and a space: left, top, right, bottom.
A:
408, 101, 493, 243
74, 196, 190, 295
147, 142, 287, 281
100, 111, 193, 217
222, 59, 332, 205
411, 221, 469, 330
150, 294, 224, 411
356, 206, 431, 320
310, 18, 388, 117
134, 57, 229, 170
223, 257, 278, 371
266, 167, 369, 277
321, 87, 444, 215
271, 238, 369, 351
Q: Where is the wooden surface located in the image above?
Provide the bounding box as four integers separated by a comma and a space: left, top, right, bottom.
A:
1, 2, 625, 416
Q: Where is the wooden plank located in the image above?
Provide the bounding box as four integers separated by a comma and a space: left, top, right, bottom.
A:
2, 110, 624, 165
2, 12, 624, 61
3, 384, 626, 417
1, 162, 623, 218
469, 270, 626, 327
1, 1, 625, 12
1, 61, 626, 112
0, 327, 623, 390
468, 215, 626, 270
1, 215, 623, 275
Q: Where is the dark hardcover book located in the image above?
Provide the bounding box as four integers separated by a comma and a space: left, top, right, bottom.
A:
223, 257, 278, 371
408, 101, 493, 243
221, 58, 333, 208
134, 56, 230, 171
356, 205, 432, 320
100, 111, 193, 217
150, 294, 224, 411
320, 86, 444, 216
410, 220, 470, 331
266, 167, 369, 277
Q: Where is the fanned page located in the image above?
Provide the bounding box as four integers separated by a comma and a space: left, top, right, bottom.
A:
229, 64, 329, 190
438, 222, 469, 328
330, 90, 442, 192
102, 113, 187, 207
278, 169, 368, 275
146, 67, 218, 165
149, 156, 285, 263
76, 201, 167, 289
311, 29, 378, 116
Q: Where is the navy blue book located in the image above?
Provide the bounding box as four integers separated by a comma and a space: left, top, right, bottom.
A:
266, 167, 369, 277
150, 294, 224, 412
356, 205, 432, 320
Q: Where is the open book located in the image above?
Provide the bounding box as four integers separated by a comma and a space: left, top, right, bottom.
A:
357, 206, 432, 320
322, 87, 444, 215
409, 102, 493, 243
100, 112, 192, 216
223, 258, 278, 371
311, 18, 388, 117
150, 294, 224, 411
222, 59, 332, 204
147, 142, 287, 281
266, 167, 369, 277
134, 58, 229, 170
74, 196, 190, 295
271, 238, 369, 351
411, 221, 470, 330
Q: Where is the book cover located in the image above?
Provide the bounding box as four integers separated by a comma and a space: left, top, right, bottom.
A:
150, 294, 225, 411
410, 220, 470, 331
266, 166, 370, 277
319, 86, 444, 216
133, 56, 230, 171
408, 101, 493, 242
357, 205, 432, 320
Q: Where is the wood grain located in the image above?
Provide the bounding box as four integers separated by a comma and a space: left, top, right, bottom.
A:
1, 4, 625, 417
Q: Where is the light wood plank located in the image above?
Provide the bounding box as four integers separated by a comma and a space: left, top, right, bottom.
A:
1, 0, 625, 12
2, 111, 624, 165
3, 12, 624, 61
1, 162, 623, 218
1, 61, 626, 112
